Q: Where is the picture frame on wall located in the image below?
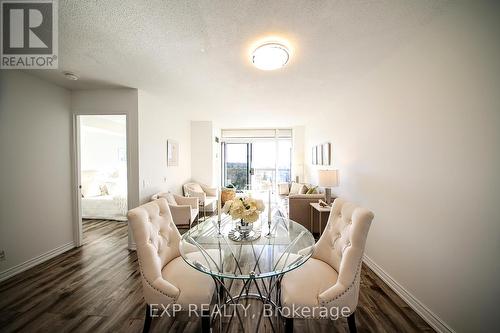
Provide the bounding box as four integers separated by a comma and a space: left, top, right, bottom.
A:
167, 140, 179, 166
318, 145, 323, 165
312, 146, 317, 164
322, 142, 331, 165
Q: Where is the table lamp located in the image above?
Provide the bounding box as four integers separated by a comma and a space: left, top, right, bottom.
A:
318, 169, 339, 204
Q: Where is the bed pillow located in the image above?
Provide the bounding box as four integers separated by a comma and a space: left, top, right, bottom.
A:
106, 179, 127, 196
84, 181, 103, 197
99, 184, 109, 196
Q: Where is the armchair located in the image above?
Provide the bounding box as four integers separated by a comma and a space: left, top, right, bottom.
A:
127, 199, 214, 332
183, 182, 218, 220
280, 198, 374, 333
151, 192, 199, 228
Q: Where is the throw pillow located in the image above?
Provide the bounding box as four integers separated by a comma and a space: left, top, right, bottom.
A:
300, 184, 309, 194
186, 183, 204, 194
306, 186, 318, 194
159, 192, 177, 205
278, 183, 290, 195
290, 182, 305, 195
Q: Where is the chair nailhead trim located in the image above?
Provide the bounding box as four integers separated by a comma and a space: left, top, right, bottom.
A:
137, 258, 177, 302
319, 259, 362, 305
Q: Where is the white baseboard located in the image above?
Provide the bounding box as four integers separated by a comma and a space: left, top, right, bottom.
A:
0, 242, 75, 283
363, 255, 455, 333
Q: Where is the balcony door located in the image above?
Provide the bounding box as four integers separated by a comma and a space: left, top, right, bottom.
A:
223, 143, 250, 190
250, 140, 276, 191
222, 139, 291, 191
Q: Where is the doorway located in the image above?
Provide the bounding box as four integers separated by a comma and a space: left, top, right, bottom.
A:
75, 115, 128, 245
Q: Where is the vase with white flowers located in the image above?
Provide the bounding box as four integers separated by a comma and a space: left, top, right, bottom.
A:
223, 197, 265, 241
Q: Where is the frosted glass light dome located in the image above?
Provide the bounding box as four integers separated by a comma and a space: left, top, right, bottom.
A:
252, 43, 290, 70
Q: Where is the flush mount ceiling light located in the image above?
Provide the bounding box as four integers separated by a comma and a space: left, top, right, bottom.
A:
252, 42, 290, 70
63, 71, 79, 80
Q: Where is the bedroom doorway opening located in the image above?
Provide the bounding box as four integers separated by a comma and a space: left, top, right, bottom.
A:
76, 115, 128, 244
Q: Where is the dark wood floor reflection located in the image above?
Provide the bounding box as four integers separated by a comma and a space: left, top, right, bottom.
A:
0, 220, 434, 333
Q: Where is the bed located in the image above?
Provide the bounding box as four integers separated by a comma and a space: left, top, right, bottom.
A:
81, 169, 128, 221
82, 194, 127, 221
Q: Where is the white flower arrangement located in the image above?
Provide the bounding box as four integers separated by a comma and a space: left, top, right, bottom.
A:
222, 197, 265, 223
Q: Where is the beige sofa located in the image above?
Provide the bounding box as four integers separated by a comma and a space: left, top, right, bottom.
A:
289, 193, 326, 233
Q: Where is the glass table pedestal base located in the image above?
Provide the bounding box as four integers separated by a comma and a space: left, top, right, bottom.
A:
209, 274, 283, 333
179, 214, 315, 333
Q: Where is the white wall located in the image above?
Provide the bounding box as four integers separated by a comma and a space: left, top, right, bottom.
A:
292, 126, 305, 182
213, 126, 221, 186
191, 121, 215, 186
138, 91, 192, 201
80, 116, 127, 172
0, 71, 73, 278
304, 1, 500, 331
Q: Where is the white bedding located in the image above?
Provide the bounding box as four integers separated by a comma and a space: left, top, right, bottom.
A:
82, 195, 127, 221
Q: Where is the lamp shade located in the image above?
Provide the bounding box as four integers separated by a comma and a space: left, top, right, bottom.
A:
318, 169, 339, 188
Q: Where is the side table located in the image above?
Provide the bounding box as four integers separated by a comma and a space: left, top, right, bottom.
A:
309, 202, 331, 236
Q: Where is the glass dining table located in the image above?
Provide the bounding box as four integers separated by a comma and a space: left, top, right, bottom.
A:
179, 211, 315, 332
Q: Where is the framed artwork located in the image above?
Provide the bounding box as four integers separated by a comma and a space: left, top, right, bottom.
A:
322, 142, 331, 165
317, 145, 323, 165
167, 140, 179, 166
312, 146, 317, 164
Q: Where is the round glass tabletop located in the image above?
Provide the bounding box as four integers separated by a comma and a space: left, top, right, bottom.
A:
179, 213, 315, 280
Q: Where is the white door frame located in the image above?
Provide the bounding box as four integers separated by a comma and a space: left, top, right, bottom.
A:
71, 113, 129, 247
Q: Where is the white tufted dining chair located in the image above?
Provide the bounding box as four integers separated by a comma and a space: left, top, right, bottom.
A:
127, 198, 214, 332
280, 198, 374, 333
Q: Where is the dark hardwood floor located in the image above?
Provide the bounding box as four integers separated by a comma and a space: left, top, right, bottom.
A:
0, 220, 434, 333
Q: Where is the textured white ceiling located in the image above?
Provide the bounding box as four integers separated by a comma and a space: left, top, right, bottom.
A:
27, 0, 452, 124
